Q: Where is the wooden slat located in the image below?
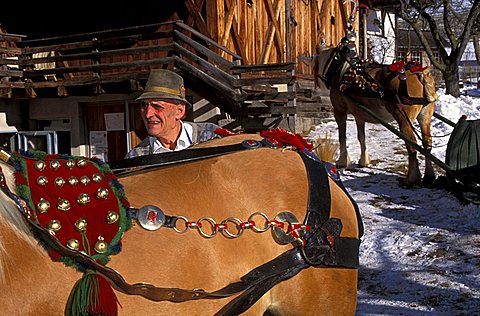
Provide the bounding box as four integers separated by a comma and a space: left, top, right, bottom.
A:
23, 57, 175, 76
0, 69, 23, 77
231, 62, 294, 73
22, 44, 174, 66
234, 76, 293, 87
176, 22, 241, 60
185, 0, 211, 38
263, 0, 284, 60
174, 56, 237, 100
259, 0, 283, 64
173, 31, 235, 70
220, 0, 237, 47
234, 105, 296, 115
173, 43, 235, 86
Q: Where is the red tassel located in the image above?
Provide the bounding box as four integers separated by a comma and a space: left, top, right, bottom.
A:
260, 128, 314, 152
91, 273, 120, 316
214, 127, 244, 137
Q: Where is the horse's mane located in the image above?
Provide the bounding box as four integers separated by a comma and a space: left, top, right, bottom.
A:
0, 161, 41, 283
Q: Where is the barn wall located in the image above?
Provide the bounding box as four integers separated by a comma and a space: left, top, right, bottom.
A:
205, 0, 356, 76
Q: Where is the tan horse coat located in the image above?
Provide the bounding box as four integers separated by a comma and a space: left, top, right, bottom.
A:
0, 134, 361, 315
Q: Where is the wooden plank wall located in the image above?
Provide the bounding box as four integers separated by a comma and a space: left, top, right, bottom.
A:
204, 0, 354, 76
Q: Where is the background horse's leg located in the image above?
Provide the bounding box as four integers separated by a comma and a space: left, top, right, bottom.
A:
334, 109, 350, 168
417, 102, 436, 185
355, 118, 370, 167
394, 104, 423, 186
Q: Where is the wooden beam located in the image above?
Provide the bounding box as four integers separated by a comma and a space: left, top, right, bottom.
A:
220, 0, 237, 47
262, 0, 284, 60
185, 0, 212, 38
259, 0, 283, 64
338, 0, 349, 31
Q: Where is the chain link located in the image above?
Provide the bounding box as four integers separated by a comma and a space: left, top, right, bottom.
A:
172, 211, 310, 241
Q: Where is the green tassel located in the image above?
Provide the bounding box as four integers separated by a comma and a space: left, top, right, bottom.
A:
66, 271, 99, 316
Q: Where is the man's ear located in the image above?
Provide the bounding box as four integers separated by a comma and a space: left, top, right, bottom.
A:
175, 104, 186, 119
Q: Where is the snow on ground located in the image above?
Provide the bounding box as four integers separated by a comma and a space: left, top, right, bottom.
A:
307, 87, 480, 315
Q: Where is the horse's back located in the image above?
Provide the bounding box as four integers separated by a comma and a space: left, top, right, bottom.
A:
0, 134, 360, 315
113, 134, 360, 315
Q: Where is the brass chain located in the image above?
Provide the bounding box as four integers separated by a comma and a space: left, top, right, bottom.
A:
172, 211, 310, 241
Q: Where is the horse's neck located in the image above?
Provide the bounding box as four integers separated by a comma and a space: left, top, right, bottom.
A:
0, 162, 33, 239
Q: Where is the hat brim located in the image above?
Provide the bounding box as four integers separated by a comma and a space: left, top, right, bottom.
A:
136, 92, 192, 108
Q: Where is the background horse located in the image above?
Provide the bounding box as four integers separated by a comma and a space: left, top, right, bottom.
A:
314, 44, 437, 187
0, 133, 362, 315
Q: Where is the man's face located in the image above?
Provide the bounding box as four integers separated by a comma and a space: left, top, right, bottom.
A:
140, 100, 186, 138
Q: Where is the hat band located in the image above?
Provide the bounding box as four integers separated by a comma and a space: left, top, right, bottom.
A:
145, 86, 184, 98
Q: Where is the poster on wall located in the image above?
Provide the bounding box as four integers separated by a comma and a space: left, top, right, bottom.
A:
89, 131, 108, 162
104, 113, 125, 131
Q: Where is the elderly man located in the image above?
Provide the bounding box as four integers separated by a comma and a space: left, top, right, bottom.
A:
125, 69, 220, 158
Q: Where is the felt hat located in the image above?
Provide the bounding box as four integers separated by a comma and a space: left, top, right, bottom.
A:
136, 69, 191, 107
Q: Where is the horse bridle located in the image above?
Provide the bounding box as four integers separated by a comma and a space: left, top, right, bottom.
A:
0, 141, 363, 316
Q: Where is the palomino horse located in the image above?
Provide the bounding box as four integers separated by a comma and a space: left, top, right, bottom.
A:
314, 42, 438, 186
0, 131, 362, 315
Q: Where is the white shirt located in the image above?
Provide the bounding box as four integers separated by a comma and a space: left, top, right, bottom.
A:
150, 121, 193, 154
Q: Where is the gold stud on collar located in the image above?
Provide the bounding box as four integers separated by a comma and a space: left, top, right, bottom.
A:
37, 176, 48, 186
68, 176, 79, 186
96, 188, 109, 200
57, 198, 71, 211
66, 239, 80, 250
106, 211, 119, 224
92, 173, 103, 183
80, 176, 90, 186
50, 160, 61, 171
76, 159, 88, 168
54, 177, 65, 188
65, 160, 75, 169
46, 219, 62, 234
36, 198, 51, 213
34, 160, 46, 172
74, 218, 88, 232
94, 236, 108, 254
77, 193, 91, 205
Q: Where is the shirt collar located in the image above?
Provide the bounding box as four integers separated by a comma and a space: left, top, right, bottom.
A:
150, 121, 193, 153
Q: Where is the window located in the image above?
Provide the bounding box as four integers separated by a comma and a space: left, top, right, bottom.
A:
411, 52, 421, 63
16, 131, 58, 154
397, 52, 405, 61
433, 52, 441, 62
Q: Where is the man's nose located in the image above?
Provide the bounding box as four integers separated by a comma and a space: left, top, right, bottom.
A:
143, 104, 156, 117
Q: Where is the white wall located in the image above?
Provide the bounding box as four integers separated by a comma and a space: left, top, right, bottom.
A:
367, 10, 396, 64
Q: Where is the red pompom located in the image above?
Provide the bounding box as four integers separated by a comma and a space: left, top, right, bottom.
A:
260, 128, 313, 152
214, 127, 244, 137
389, 60, 404, 72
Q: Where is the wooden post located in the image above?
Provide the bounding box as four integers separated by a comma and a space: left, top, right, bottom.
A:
285, 0, 290, 63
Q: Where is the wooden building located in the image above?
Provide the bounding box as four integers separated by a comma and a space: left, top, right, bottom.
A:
0, 0, 376, 161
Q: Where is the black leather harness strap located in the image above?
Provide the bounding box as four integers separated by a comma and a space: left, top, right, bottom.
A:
109, 142, 249, 174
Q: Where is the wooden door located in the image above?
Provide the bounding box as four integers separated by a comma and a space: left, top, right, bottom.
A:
85, 102, 127, 162
128, 101, 148, 149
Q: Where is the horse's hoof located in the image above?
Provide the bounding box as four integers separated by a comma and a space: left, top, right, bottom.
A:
422, 175, 436, 188
398, 177, 419, 188
335, 162, 348, 169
